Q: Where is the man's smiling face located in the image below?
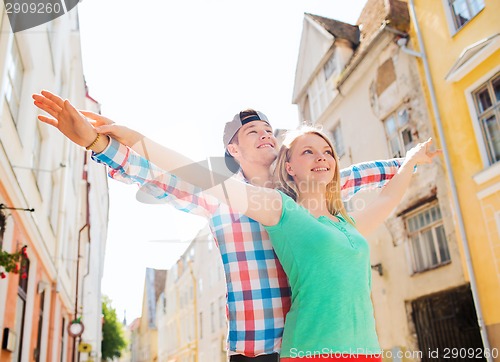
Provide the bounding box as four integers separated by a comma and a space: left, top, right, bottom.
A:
227, 121, 278, 168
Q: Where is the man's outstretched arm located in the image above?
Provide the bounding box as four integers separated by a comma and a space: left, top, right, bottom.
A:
339, 159, 404, 201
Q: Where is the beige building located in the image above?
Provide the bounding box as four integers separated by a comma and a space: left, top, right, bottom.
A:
158, 227, 226, 362
0, 7, 109, 362
292, 0, 482, 359
128, 317, 141, 362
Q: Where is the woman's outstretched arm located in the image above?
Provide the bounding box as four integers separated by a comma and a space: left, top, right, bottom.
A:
350, 138, 441, 236
33, 91, 281, 225
32, 90, 283, 226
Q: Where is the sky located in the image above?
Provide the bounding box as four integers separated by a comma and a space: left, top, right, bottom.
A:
77, 0, 368, 323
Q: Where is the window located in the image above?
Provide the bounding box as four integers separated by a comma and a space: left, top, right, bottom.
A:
384, 108, 414, 158
33, 125, 43, 181
330, 124, 345, 158
406, 203, 451, 273
0, 210, 5, 250
473, 72, 500, 164
46, 18, 59, 74
49, 173, 59, 231
307, 72, 333, 122
5, 38, 25, 126
210, 302, 215, 333
218, 296, 225, 328
65, 229, 74, 276
207, 234, 213, 251
323, 50, 337, 80
35, 291, 45, 362
13, 256, 29, 362
199, 312, 203, 339
448, 0, 484, 30
60, 318, 66, 362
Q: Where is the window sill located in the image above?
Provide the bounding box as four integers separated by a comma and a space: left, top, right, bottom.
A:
410, 260, 452, 276
473, 161, 500, 185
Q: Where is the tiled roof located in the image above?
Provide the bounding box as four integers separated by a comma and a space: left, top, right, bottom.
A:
306, 13, 360, 47
154, 269, 167, 303
357, 0, 410, 43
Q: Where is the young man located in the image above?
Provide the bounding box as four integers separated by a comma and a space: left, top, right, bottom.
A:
33, 91, 403, 362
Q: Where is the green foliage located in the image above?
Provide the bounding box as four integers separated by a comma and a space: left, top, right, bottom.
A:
101, 296, 127, 360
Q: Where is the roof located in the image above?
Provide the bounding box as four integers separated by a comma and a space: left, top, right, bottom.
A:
355, 0, 410, 60
306, 13, 360, 46
336, 0, 410, 86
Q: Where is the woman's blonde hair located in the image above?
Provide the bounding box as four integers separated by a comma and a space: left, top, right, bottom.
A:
274, 124, 354, 226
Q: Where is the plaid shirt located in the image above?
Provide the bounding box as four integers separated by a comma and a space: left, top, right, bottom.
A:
93, 138, 402, 356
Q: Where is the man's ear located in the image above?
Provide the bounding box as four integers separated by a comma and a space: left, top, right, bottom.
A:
285, 162, 295, 176
227, 143, 239, 159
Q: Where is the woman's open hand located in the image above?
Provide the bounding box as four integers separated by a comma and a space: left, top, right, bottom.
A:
404, 138, 441, 166
33, 90, 97, 148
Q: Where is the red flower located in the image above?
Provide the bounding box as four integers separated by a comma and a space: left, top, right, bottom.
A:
0, 272, 6, 279
13, 264, 19, 273
21, 247, 28, 258
21, 273, 27, 279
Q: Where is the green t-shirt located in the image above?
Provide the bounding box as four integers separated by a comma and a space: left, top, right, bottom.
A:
264, 191, 381, 358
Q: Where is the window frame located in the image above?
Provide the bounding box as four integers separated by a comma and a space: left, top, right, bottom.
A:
383, 107, 414, 158
442, 0, 485, 36
330, 123, 345, 159
405, 202, 451, 274
471, 72, 500, 165
307, 70, 334, 123
4, 36, 25, 128
464, 65, 500, 169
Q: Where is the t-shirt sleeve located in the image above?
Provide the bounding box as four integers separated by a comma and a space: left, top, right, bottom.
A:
264, 190, 297, 232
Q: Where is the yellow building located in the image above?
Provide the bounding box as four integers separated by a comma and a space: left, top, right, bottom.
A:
407, 0, 500, 357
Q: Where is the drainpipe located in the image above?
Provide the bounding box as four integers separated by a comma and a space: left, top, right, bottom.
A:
188, 261, 199, 362
80, 156, 93, 359
72, 157, 91, 362
404, 0, 492, 358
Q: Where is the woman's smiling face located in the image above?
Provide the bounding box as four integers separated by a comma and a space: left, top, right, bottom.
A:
285, 133, 337, 189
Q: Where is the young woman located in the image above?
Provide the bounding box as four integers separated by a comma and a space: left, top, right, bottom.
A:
261, 127, 436, 361
33, 91, 438, 361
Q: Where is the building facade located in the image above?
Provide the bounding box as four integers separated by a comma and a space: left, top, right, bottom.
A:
407, 0, 500, 357
292, 0, 484, 359
0, 7, 109, 362
135, 268, 167, 362
158, 227, 226, 362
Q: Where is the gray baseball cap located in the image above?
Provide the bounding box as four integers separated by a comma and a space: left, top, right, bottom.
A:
223, 110, 271, 151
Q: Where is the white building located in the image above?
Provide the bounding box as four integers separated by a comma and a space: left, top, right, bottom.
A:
0, 6, 109, 362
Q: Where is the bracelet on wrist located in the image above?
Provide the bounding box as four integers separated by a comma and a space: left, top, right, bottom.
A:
85, 133, 101, 150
